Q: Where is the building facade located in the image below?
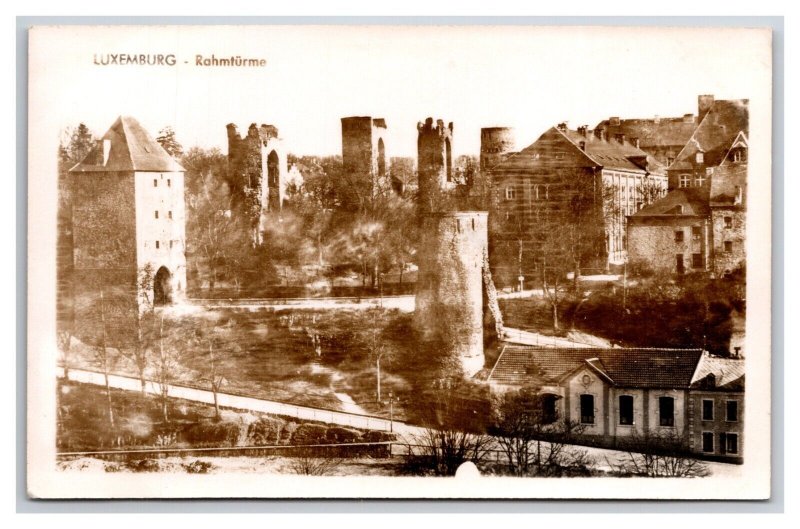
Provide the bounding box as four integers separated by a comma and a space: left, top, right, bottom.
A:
488, 124, 666, 287
69, 116, 186, 337
487, 346, 743, 461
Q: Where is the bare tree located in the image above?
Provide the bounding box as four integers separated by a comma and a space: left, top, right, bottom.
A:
608, 429, 710, 478
89, 290, 116, 427
152, 312, 180, 422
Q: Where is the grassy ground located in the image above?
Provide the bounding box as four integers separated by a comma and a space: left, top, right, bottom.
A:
66, 307, 424, 421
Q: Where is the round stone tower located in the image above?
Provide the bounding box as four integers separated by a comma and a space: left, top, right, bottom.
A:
415, 117, 487, 377
480, 127, 516, 172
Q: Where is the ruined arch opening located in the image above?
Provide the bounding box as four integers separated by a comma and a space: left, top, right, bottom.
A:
154, 266, 173, 306
377, 138, 386, 178
445, 138, 453, 182
267, 150, 280, 211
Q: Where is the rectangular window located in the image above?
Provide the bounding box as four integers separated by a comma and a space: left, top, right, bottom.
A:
702, 399, 714, 421
676, 254, 685, 274
720, 433, 738, 455
692, 226, 701, 240
702, 432, 714, 453
724, 216, 733, 228
155, 241, 160, 249
726, 401, 738, 422
555, 152, 565, 160
696, 152, 704, 164
674, 230, 684, 243
155, 210, 159, 219
619, 395, 634, 425
153, 179, 158, 187
580, 394, 595, 425
168, 210, 173, 220
169, 240, 173, 249
505, 187, 516, 200
724, 241, 733, 253
659, 396, 675, 427
692, 253, 703, 268
167, 179, 171, 187
694, 175, 706, 187
679, 174, 690, 188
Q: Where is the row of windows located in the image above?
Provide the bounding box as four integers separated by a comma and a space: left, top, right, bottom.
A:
674, 226, 703, 243
154, 210, 174, 219
678, 174, 707, 188
702, 432, 739, 454
153, 240, 181, 250
153, 178, 172, 187
504, 185, 550, 201
579, 395, 676, 427
701, 399, 739, 422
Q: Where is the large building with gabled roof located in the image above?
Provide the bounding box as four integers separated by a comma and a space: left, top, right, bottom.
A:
488, 123, 667, 287
69, 116, 186, 336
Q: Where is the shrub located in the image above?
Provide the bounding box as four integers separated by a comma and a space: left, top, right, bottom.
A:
362, 430, 396, 443
184, 420, 242, 448
325, 426, 361, 444
247, 416, 286, 446
291, 424, 329, 445
281, 421, 299, 444
183, 460, 214, 474
125, 459, 161, 472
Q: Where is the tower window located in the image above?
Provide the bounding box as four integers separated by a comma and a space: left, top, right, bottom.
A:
724, 216, 733, 228
155, 210, 159, 219
153, 179, 158, 187
167, 179, 172, 187
168, 210, 173, 220
155, 241, 160, 249
724, 241, 733, 253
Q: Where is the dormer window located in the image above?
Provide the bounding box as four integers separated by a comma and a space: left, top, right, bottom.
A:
694, 175, 706, 187
731, 148, 747, 163
696, 152, 704, 164
505, 186, 516, 200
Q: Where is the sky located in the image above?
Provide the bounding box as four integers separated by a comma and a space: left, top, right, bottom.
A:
31, 25, 771, 158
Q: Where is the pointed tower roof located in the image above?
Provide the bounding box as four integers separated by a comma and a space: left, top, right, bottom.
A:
69, 116, 184, 173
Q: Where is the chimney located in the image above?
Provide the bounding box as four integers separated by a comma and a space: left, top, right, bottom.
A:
610, 116, 620, 126
577, 125, 588, 137
102, 139, 111, 165
594, 127, 605, 140
557, 122, 568, 131
698, 94, 715, 122
579, 141, 586, 151
615, 133, 626, 144
631, 137, 640, 149
683, 113, 695, 123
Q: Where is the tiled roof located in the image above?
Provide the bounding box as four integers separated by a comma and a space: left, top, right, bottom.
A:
558, 128, 666, 173
630, 187, 710, 218
488, 345, 704, 389
691, 352, 745, 391
710, 162, 747, 208
69, 116, 184, 173
595, 116, 697, 149
673, 99, 749, 169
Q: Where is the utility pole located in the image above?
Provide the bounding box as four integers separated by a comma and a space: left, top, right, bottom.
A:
388, 391, 394, 433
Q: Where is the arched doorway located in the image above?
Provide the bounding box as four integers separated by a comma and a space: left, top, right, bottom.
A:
267, 150, 280, 211
377, 138, 386, 178
154, 266, 173, 306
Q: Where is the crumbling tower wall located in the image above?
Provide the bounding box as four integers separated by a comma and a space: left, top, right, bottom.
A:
341, 116, 389, 210
226, 123, 287, 242
480, 127, 516, 172
415, 117, 488, 377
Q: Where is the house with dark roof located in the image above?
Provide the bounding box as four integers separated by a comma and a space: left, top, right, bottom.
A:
69, 116, 186, 335
709, 163, 747, 276
488, 123, 667, 286
595, 112, 698, 168
487, 345, 743, 459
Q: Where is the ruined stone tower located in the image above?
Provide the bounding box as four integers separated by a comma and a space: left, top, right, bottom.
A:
340, 116, 389, 210
69, 116, 186, 340
417, 118, 455, 215
226, 123, 287, 241
415, 117, 490, 377
480, 127, 516, 172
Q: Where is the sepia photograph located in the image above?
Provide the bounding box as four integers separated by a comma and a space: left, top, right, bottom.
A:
26, 23, 773, 499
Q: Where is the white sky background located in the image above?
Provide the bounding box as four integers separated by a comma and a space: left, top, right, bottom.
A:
35, 25, 770, 158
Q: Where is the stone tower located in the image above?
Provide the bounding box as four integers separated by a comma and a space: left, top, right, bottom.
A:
226, 123, 287, 241
340, 116, 389, 210
415, 117, 489, 377
69, 116, 186, 339
480, 127, 516, 172
417, 118, 455, 215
